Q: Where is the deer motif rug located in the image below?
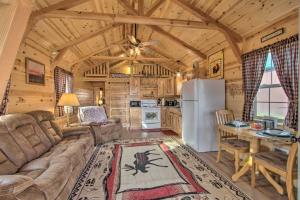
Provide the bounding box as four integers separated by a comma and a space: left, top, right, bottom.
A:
69, 137, 251, 200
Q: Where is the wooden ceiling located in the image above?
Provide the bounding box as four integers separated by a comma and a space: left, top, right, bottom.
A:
25, 0, 299, 72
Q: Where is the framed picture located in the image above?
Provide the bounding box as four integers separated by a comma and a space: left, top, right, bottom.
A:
208, 50, 224, 79
25, 58, 45, 85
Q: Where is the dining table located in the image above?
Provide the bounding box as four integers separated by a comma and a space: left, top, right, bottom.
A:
217, 124, 292, 182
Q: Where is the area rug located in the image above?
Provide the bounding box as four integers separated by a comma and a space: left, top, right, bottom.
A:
69, 137, 251, 200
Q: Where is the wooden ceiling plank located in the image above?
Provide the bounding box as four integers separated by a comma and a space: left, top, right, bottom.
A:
91, 55, 171, 62
171, 0, 242, 42
53, 24, 120, 51
24, 0, 90, 40
171, 0, 241, 63
117, 0, 206, 60
145, 0, 165, 16
43, 10, 218, 30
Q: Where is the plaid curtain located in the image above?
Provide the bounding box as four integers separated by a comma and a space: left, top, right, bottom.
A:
242, 48, 268, 121
54, 67, 73, 117
0, 78, 11, 115
270, 35, 299, 130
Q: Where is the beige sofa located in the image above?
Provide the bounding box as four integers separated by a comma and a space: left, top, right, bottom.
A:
0, 111, 94, 200
77, 106, 123, 144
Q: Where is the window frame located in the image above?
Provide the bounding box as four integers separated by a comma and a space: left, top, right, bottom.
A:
254, 52, 288, 122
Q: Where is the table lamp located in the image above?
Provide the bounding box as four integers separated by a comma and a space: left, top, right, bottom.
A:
57, 93, 80, 127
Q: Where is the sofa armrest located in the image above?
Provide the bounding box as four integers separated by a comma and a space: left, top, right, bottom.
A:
62, 126, 91, 138
0, 175, 34, 196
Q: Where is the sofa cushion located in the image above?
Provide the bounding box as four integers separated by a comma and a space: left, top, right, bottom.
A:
27, 111, 63, 145
0, 114, 52, 175
78, 106, 108, 123
34, 157, 72, 200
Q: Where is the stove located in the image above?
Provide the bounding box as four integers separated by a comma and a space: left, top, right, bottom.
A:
141, 99, 161, 129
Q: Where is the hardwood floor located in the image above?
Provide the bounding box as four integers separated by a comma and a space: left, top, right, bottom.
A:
121, 129, 289, 200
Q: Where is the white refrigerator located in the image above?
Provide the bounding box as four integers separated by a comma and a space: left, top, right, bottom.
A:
182, 79, 225, 152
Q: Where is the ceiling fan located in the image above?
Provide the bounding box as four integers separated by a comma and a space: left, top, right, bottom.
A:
126, 24, 159, 56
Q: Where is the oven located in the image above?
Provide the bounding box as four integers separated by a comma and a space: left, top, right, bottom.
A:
141, 100, 161, 129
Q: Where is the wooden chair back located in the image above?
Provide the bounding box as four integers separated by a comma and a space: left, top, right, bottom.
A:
215, 110, 236, 140
216, 110, 235, 125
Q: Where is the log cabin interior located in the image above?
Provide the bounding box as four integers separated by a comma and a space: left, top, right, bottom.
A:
0, 0, 299, 200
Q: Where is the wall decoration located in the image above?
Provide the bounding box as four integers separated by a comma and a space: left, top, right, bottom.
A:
261, 28, 284, 43
208, 50, 224, 79
25, 58, 45, 85
227, 83, 243, 98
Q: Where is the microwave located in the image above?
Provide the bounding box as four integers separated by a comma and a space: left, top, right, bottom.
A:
130, 101, 141, 107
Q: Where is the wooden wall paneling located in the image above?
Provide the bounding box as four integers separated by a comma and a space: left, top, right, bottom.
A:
7, 44, 55, 114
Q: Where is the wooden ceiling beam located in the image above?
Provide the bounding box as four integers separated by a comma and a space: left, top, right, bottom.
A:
150, 26, 206, 59
32, 0, 90, 17
117, 0, 206, 60
70, 39, 127, 65
148, 46, 189, 69
171, 0, 242, 63
138, 0, 144, 15
42, 10, 218, 30
91, 55, 171, 62
52, 24, 120, 51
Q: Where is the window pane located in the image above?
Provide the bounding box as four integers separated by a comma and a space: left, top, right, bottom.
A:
270, 103, 288, 119
256, 103, 269, 117
265, 51, 273, 70
272, 70, 281, 85
261, 71, 272, 85
256, 88, 269, 102
270, 87, 288, 102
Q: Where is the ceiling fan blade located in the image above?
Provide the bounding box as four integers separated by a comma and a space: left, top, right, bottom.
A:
141, 40, 160, 46
141, 47, 155, 55
127, 35, 138, 45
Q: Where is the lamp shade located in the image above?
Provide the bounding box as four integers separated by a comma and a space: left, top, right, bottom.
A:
57, 93, 80, 106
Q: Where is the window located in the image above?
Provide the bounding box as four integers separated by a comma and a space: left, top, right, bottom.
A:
254, 51, 288, 120
54, 67, 73, 117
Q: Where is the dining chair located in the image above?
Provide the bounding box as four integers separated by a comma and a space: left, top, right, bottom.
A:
252, 143, 298, 200
215, 110, 250, 173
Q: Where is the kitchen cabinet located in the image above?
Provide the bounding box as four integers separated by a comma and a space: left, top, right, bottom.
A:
130, 77, 140, 97
161, 107, 182, 136
130, 107, 141, 129
161, 107, 168, 127
157, 78, 165, 97
165, 78, 175, 96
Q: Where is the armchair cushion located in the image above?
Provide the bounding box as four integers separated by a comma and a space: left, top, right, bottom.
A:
0, 175, 34, 196
78, 106, 108, 123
